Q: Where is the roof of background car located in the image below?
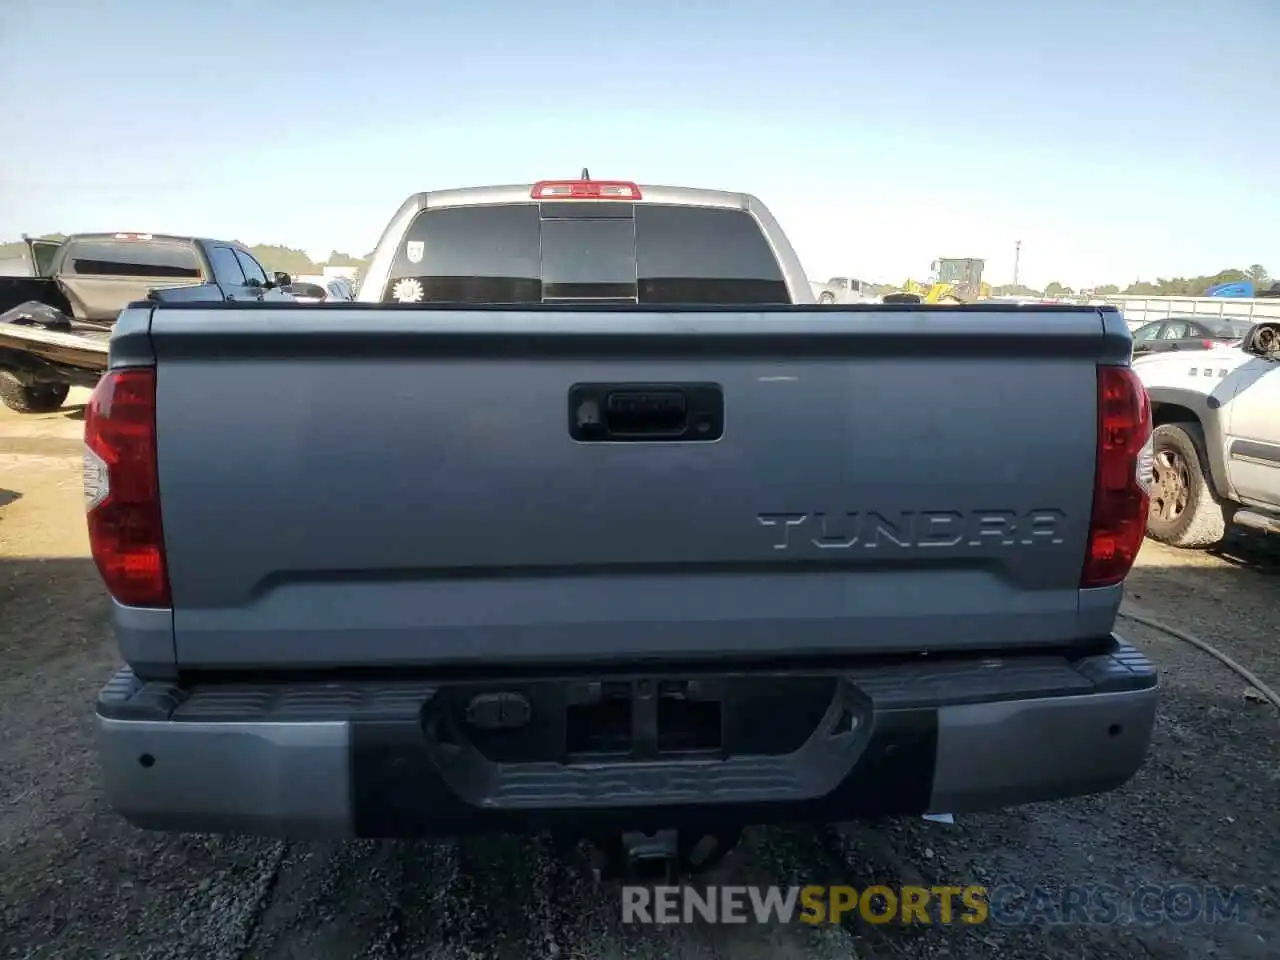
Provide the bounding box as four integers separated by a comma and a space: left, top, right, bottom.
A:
63, 233, 251, 250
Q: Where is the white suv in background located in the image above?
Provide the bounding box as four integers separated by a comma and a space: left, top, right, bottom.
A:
815, 276, 876, 304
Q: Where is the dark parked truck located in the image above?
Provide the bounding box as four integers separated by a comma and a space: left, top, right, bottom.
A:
0, 233, 290, 413
88, 178, 1158, 877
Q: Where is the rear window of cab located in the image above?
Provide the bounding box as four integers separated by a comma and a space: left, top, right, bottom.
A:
65, 239, 202, 279
383, 203, 790, 305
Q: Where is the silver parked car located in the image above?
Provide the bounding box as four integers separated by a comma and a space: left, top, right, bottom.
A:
282, 276, 356, 303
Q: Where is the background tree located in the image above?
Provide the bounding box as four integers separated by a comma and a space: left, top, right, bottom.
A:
1123, 268, 1252, 296
322, 250, 362, 267
240, 244, 316, 276
316, 250, 374, 276
864, 282, 900, 297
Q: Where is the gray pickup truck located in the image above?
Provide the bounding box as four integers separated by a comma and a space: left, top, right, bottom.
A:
88, 178, 1158, 877
0, 233, 291, 413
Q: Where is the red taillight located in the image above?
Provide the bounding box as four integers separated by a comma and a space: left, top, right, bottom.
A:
531, 180, 642, 200
1082, 366, 1153, 588
1202, 340, 1214, 349
84, 368, 170, 607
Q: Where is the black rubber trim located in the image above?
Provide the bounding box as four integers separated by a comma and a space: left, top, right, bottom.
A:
348, 704, 937, 838
539, 201, 634, 220
154, 300, 1115, 313
1229, 438, 1280, 465
94, 638, 1156, 723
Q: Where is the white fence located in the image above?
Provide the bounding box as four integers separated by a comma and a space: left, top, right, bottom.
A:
1094, 295, 1280, 329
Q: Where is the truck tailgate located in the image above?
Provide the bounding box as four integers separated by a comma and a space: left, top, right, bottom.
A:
147, 305, 1131, 669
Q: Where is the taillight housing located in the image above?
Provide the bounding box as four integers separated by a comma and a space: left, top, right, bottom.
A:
1082, 366, 1153, 588
83, 368, 170, 607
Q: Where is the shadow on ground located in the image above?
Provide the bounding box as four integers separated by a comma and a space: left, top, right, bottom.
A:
1209, 527, 1280, 573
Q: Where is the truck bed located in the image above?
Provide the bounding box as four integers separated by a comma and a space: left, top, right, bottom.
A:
132, 302, 1132, 673
0, 319, 111, 373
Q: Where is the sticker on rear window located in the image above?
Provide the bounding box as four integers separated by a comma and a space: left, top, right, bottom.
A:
406, 241, 424, 264
391, 278, 424, 303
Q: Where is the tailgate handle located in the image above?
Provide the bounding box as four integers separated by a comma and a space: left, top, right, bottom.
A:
568, 382, 724, 443
606, 390, 687, 434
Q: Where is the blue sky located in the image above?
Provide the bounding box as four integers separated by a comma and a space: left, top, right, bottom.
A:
1, 0, 1276, 288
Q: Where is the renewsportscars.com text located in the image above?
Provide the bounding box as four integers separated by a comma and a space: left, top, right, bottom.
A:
621, 884, 1250, 926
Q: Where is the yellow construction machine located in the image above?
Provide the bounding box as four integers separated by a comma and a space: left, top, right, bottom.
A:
899, 258, 990, 303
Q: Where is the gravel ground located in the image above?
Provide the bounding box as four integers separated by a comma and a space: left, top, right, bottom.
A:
1, 393, 1277, 959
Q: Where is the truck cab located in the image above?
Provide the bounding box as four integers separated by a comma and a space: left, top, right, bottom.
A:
930, 258, 986, 303
357, 181, 815, 306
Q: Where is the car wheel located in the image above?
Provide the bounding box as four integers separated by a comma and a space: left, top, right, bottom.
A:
1146, 422, 1230, 548
818, 292, 836, 305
